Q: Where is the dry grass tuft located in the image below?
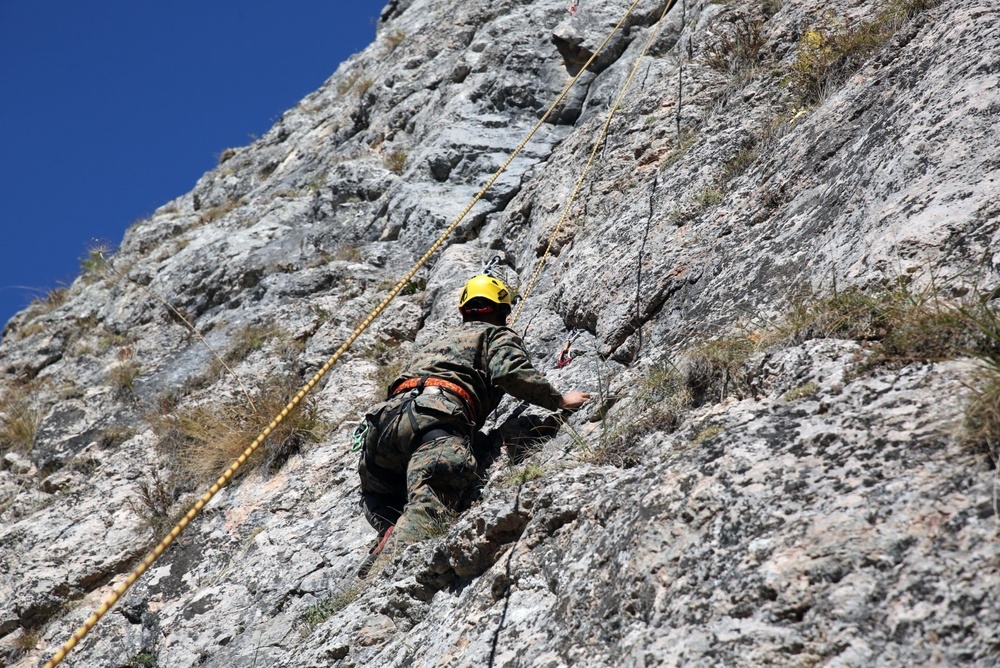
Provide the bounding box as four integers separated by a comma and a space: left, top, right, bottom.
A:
783, 381, 820, 401
691, 424, 724, 446
108, 346, 142, 397
383, 28, 406, 51
0, 389, 39, 455
961, 302, 1000, 464
197, 199, 242, 226
13, 628, 41, 655
156, 375, 328, 483
574, 362, 691, 467
686, 336, 755, 405
776, 285, 986, 368
28, 286, 69, 315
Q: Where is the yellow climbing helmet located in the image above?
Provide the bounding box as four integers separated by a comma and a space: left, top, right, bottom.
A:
459, 275, 513, 309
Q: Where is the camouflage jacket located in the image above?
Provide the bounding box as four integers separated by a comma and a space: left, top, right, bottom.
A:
393, 321, 562, 426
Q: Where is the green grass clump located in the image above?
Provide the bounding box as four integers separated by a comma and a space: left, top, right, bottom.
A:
302, 586, 360, 630
123, 652, 159, 668
782, 382, 820, 401
223, 323, 283, 365
501, 462, 545, 487
79, 248, 107, 280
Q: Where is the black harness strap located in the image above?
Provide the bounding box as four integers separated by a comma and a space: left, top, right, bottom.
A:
363, 383, 460, 487
419, 428, 455, 445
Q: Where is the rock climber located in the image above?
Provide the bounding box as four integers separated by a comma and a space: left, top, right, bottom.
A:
356, 274, 590, 576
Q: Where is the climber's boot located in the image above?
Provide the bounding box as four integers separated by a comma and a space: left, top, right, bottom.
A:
357, 525, 395, 578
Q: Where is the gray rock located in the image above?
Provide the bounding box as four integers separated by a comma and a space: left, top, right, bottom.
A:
1, 0, 999, 666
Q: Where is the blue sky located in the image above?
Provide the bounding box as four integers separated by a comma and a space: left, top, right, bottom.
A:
0, 1, 383, 330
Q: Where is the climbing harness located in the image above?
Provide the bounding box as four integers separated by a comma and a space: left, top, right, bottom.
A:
41, 3, 648, 664
392, 376, 478, 422
555, 330, 581, 368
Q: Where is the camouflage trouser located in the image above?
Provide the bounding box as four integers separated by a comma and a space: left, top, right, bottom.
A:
358, 388, 477, 546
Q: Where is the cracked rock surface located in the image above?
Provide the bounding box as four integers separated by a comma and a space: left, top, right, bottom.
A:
1, 0, 998, 666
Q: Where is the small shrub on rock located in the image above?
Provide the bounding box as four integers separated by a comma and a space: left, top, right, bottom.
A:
702, 15, 767, 76
384, 150, 408, 175
788, 0, 941, 108
126, 469, 183, 539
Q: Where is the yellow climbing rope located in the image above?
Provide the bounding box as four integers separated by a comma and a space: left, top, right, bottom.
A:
512, 0, 677, 325
41, 2, 645, 666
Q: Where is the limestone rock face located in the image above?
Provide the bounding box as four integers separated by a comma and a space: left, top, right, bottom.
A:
2, 0, 998, 666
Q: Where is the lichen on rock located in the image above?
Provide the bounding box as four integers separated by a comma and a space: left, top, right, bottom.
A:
2, 0, 999, 666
